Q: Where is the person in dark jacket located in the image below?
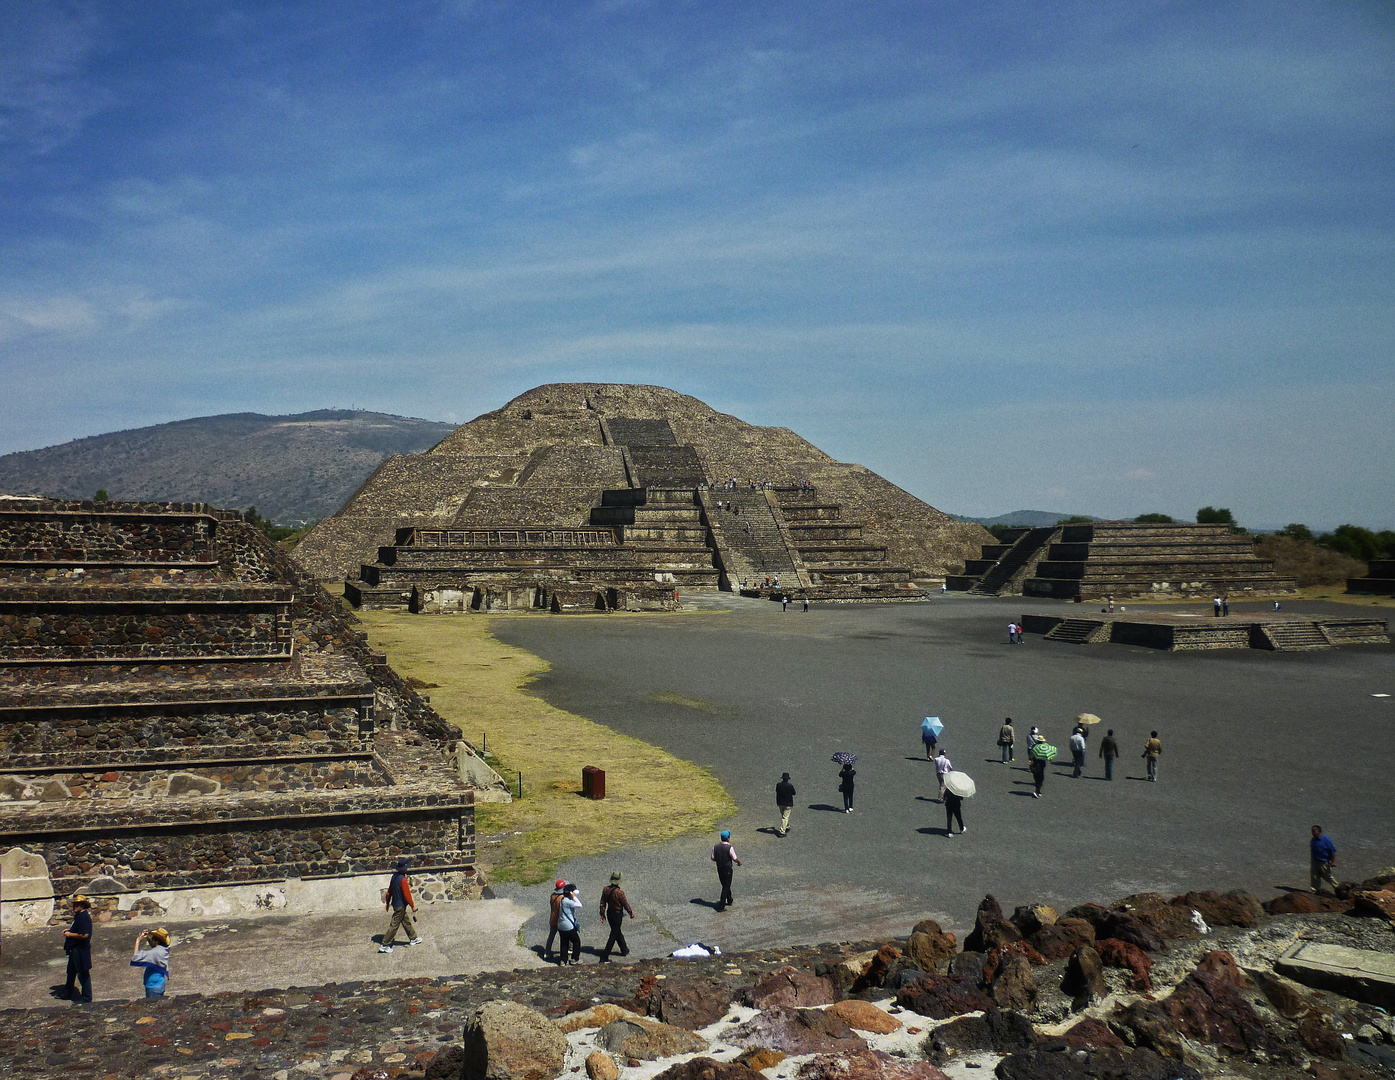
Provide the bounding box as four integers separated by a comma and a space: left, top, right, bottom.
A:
597, 872, 635, 962
379, 859, 423, 953
712, 830, 741, 910
838, 763, 856, 813
775, 772, 796, 836
1099, 729, 1120, 780
944, 789, 966, 835
1310, 826, 1337, 894
61, 895, 94, 1003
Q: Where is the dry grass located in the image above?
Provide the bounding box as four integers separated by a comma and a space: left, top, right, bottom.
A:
356, 610, 735, 885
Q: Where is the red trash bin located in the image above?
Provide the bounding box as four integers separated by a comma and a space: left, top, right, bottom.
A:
582, 765, 606, 799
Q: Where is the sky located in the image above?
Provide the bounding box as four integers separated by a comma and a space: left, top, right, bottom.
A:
1, 1, 1392, 530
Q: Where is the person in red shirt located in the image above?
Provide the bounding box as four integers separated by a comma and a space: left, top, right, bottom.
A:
379, 859, 423, 953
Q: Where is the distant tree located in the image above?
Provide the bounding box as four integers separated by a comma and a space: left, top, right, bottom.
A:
1056, 515, 1094, 525
986, 524, 1015, 542
1134, 513, 1174, 523
1196, 506, 1235, 525
1279, 523, 1314, 542
1319, 524, 1385, 562
244, 506, 300, 543
94, 489, 109, 502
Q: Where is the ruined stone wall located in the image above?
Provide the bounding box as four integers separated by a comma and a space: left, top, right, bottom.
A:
0, 594, 291, 660
2, 704, 363, 760
0, 511, 214, 562
6, 798, 471, 892
1, 755, 388, 801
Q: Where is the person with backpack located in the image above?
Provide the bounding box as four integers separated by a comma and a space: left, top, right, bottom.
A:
597, 872, 635, 962
556, 883, 583, 964
378, 859, 423, 953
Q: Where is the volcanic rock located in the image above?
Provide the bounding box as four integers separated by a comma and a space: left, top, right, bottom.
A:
1171, 890, 1264, 928
924, 1009, 1038, 1064
991, 955, 1041, 1010
743, 965, 840, 1009
1095, 912, 1166, 953
905, 921, 958, 972
464, 1001, 568, 1080
797, 1048, 951, 1080
651, 1059, 765, 1080
1031, 918, 1096, 961
649, 976, 734, 1030
1011, 905, 1060, 938
995, 1047, 1200, 1080
1149, 950, 1288, 1060
586, 1051, 620, 1080
595, 1018, 708, 1061
826, 999, 902, 1034
734, 1048, 787, 1073
965, 895, 1023, 953
726, 1007, 867, 1055
852, 945, 903, 992
1110, 894, 1196, 940
947, 951, 988, 981
896, 973, 995, 1019
1061, 946, 1106, 1003
1094, 939, 1152, 992
558, 1003, 644, 1033
1056, 1018, 1124, 1050
1352, 888, 1395, 922
1299, 1015, 1348, 1059
1264, 891, 1353, 915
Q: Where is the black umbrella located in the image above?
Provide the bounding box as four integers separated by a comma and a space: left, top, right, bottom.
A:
831, 752, 859, 765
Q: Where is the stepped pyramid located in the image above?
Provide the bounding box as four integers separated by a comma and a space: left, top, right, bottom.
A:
951, 520, 1297, 600
292, 384, 987, 608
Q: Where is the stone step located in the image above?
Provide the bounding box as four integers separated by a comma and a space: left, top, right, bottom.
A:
1261, 623, 1334, 651
1044, 618, 1107, 644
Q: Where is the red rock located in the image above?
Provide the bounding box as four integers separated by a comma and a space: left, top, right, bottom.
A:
1030, 918, 1095, 961
743, 966, 839, 1009
1170, 890, 1263, 928
1352, 889, 1395, 921
796, 1048, 951, 1080
983, 940, 1047, 985
1095, 938, 1153, 991
895, 973, 995, 1019
1263, 892, 1353, 915
1057, 1017, 1124, 1049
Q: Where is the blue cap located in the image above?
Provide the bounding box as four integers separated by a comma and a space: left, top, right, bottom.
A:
720, 830, 730, 840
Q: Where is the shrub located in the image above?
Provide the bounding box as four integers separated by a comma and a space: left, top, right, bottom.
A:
1255, 533, 1366, 587
1134, 513, 1174, 523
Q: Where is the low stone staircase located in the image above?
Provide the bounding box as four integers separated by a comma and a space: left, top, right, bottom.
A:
1260, 622, 1335, 651
1044, 618, 1108, 645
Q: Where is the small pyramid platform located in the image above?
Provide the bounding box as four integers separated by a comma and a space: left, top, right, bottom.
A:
293, 385, 987, 608
950, 521, 1297, 600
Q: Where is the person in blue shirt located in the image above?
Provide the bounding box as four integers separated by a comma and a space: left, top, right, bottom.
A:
1310, 826, 1338, 894
131, 927, 171, 998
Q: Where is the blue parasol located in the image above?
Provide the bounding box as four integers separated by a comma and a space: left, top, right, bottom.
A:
921, 716, 944, 739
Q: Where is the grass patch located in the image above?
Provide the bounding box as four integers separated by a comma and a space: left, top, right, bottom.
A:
356, 610, 735, 885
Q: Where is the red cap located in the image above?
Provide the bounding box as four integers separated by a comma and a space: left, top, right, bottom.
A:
555, 879, 566, 889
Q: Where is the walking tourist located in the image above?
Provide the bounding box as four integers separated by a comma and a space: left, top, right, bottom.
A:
802, 597, 809, 612
712, 830, 741, 910
1213, 596, 1222, 617
922, 723, 938, 758
838, 762, 856, 812
597, 872, 634, 962
379, 858, 423, 952
1027, 733, 1050, 798
544, 879, 566, 959
61, 895, 94, 1003
556, 883, 583, 964
782, 595, 788, 611
1143, 731, 1163, 781
1007, 621, 1018, 644
1222, 595, 1230, 616
775, 772, 796, 837
1310, 826, 1338, 894
944, 789, 966, 835
1070, 726, 1087, 778
998, 718, 1015, 763
934, 748, 953, 802
130, 927, 171, 998
1029, 755, 1047, 798
1099, 728, 1119, 780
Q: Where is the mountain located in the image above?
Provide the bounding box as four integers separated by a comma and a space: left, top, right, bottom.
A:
0, 410, 457, 526
951, 510, 1102, 528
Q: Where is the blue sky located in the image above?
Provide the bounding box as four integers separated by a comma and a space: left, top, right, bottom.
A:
1, 1, 1392, 529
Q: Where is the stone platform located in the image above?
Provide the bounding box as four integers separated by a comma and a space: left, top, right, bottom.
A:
1020, 609, 1389, 651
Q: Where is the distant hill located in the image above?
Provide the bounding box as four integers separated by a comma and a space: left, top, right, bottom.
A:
0, 410, 456, 526
951, 509, 1102, 528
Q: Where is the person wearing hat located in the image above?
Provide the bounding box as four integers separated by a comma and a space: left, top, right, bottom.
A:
131, 927, 172, 998
379, 858, 423, 953
711, 830, 741, 911
775, 772, 796, 837
544, 878, 568, 961
597, 872, 635, 962
61, 895, 94, 1003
